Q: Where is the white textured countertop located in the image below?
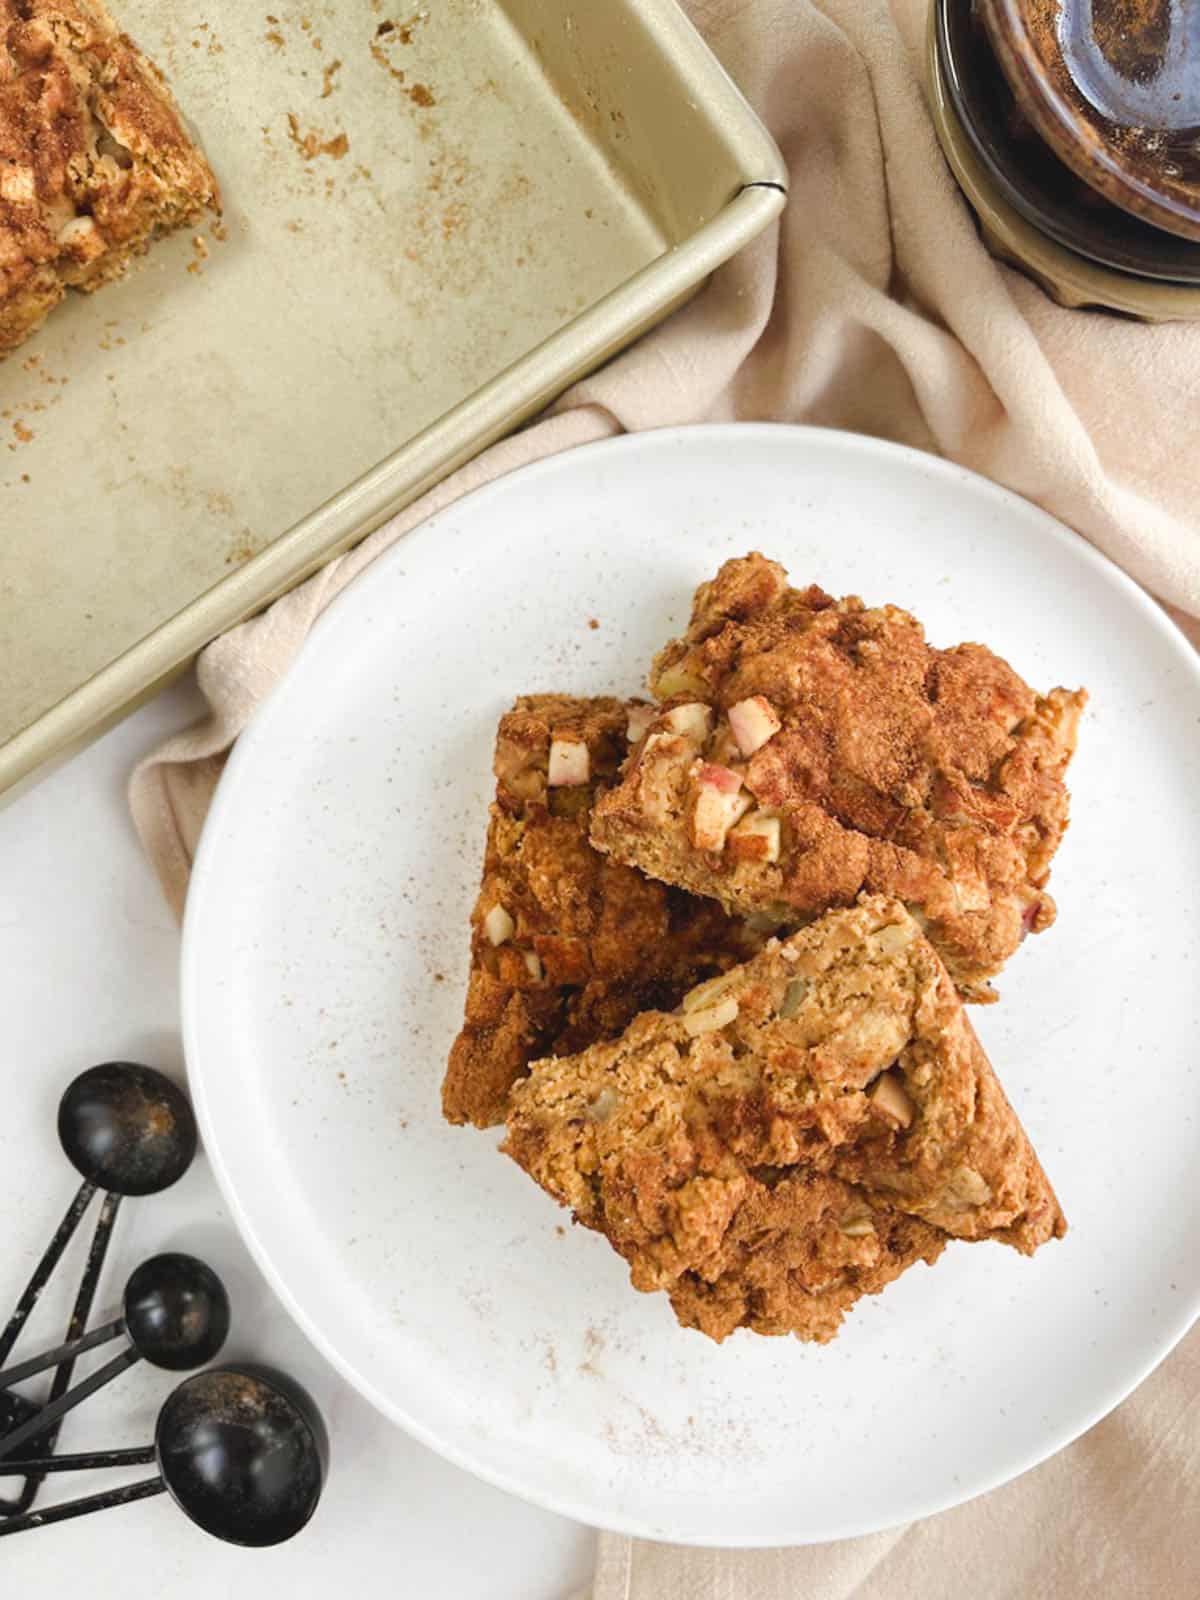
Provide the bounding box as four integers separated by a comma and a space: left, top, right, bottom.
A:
0, 682, 593, 1597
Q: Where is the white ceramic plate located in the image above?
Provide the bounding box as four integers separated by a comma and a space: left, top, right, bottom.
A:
182, 425, 1200, 1546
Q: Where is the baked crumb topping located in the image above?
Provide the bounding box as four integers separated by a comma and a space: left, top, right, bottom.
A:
442, 695, 759, 1128
591, 554, 1086, 1000
505, 897, 1065, 1342
1, 0, 218, 350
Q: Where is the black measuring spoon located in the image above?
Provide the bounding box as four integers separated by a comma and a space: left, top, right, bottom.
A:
0, 1365, 328, 1546
0, 1253, 229, 1463
0, 1063, 197, 1515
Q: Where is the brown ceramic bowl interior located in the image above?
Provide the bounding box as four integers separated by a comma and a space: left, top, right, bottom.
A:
929, 13, 1200, 319
938, 0, 1200, 281
980, 0, 1200, 243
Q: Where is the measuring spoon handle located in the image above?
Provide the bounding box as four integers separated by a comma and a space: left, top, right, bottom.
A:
0, 1475, 164, 1536
0, 1445, 155, 1477
0, 1180, 95, 1367
0, 1315, 124, 1388
1, 1189, 125, 1520
0, 1347, 140, 1463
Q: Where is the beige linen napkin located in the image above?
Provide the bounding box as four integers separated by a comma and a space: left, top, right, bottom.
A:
129, 0, 1200, 1592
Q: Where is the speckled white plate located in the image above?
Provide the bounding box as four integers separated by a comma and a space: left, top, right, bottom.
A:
182, 425, 1200, 1546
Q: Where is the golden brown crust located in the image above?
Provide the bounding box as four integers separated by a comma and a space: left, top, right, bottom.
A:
0, 0, 218, 351
504, 897, 1064, 1342
667, 1175, 946, 1343
589, 554, 1086, 1001
442, 695, 758, 1128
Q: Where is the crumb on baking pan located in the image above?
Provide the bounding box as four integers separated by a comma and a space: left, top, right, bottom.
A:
376, 10, 429, 46
285, 113, 350, 161
186, 233, 210, 275
370, 30, 406, 83
371, 12, 436, 105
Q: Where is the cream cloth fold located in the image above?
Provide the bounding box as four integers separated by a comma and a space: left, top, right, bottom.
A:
128, 1, 1200, 1592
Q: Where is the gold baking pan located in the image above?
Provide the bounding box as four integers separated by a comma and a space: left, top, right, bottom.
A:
0, 0, 785, 799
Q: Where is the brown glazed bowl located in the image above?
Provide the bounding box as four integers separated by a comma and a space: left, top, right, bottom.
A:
926, 4, 1200, 317
938, 0, 1200, 282
980, 0, 1200, 244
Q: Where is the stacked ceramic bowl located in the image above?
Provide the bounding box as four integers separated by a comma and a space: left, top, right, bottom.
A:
929, 0, 1200, 318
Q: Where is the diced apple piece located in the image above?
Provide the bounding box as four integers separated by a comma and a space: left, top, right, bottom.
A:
697, 762, 741, 795
1, 165, 36, 204
871, 922, 912, 955
662, 702, 713, 743
1020, 896, 1048, 940
869, 1071, 915, 1129
947, 1165, 992, 1207
681, 972, 740, 1013
626, 704, 656, 743
484, 905, 515, 946
727, 696, 781, 757
548, 737, 589, 787
57, 215, 105, 263
839, 1211, 876, 1238
682, 994, 739, 1036
951, 876, 990, 914
691, 765, 750, 851
523, 950, 543, 981
728, 813, 781, 864
777, 976, 808, 1018
586, 1087, 618, 1123
654, 659, 710, 699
